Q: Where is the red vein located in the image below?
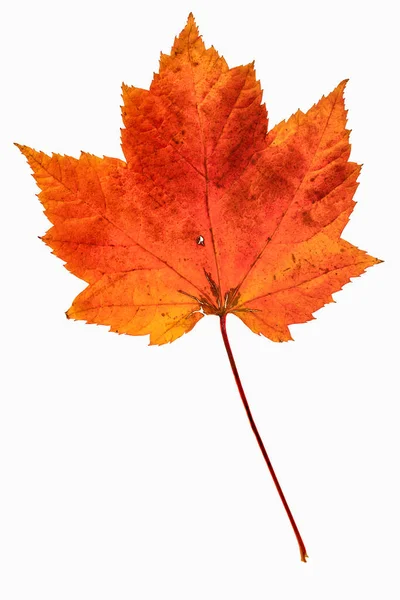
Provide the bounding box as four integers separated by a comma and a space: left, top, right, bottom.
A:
187, 22, 222, 304
234, 259, 370, 309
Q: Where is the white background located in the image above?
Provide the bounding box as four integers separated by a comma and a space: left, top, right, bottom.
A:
1, 0, 398, 598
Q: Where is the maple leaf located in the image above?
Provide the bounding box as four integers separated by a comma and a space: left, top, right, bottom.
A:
17, 14, 380, 562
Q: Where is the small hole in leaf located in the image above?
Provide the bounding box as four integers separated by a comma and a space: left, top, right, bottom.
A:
196, 235, 205, 246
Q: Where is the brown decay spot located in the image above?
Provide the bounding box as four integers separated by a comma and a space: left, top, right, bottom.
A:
302, 210, 314, 226
204, 270, 219, 301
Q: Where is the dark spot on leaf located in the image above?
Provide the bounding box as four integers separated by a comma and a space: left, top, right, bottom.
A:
302, 210, 314, 226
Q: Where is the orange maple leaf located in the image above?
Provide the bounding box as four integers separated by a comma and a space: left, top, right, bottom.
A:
17, 14, 380, 562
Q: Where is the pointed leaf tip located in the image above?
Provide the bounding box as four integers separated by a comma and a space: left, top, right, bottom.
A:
185, 13, 196, 29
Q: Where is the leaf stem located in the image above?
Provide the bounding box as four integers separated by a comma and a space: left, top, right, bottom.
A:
219, 313, 308, 562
